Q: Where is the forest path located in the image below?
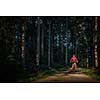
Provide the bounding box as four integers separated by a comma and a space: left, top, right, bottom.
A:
33, 71, 100, 83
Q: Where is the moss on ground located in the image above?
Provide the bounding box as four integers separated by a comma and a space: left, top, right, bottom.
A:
17, 67, 100, 82
81, 68, 100, 80
17, 66, 68, 82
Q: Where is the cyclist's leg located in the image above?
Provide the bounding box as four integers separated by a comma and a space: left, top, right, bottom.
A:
70, 63, 73, 70
74, 63, 77, 70
72, 63, 75, 71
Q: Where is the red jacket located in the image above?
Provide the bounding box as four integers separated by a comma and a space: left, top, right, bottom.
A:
70, 56, 78, 63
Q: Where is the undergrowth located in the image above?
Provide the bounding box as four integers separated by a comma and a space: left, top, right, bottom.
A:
81, 68, 100, 80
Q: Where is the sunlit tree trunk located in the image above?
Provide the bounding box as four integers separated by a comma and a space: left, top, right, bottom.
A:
61, 24, 64, 64
94, 17, 98, 68
21, 28, 25, 65
21, 17, 26, 66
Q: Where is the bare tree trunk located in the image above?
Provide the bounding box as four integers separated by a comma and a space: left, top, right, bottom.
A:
61, 24, 64, 64
65, 17, 68, 66
94, 17, 98, 68
51, 24, 54, 67
48, 21, 51, 69
86, 49, 89, 68
21, 17, 26, 66
86, 40, 89, 68
41, 23, 44, 57
21, 25, 25, 65
84, 34, 89, 68
36, 17, 41, 66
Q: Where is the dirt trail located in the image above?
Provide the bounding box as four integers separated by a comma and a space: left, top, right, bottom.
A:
33, 72, 100, 83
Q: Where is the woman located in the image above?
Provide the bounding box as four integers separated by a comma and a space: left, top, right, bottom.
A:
70, 54, 78, 71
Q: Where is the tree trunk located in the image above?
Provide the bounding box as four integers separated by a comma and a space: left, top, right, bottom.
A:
36, 17, 41, 66
51, 25, 54, 67
48, 21, 51, 69
21, 18, 26, 66
41, 23, 44, 57
61, 24, 64, 65
65, 17, 68, 66
94, 17, 98, 68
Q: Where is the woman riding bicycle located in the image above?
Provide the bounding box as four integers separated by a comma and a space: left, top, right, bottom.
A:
70, 54, 78, 71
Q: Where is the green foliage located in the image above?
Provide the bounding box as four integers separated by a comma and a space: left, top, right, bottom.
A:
82, 68, 100, 80
17, 66, 68, 82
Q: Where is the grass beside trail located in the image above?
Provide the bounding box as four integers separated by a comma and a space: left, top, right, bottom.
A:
17, 67, 68, 82
81, 68, 100, 80
17, 70, 59, 82
17, 67, 100, 82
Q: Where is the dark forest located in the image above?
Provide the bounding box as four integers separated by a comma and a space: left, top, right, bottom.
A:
0, 16, 100, 82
